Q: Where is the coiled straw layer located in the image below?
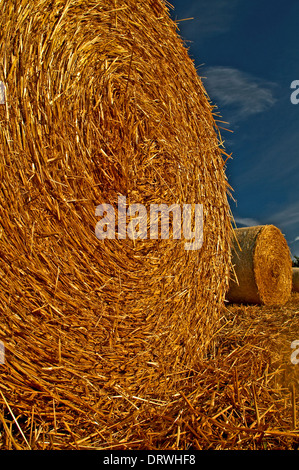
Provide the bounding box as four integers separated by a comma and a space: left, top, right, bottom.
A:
292, 268, 299, 292
0, 0, 232, 447
227, 226, 292, 306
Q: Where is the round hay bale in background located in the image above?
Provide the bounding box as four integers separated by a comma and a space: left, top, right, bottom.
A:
0, 0, 232, 443
292, 268, 299, 292
227, 226, 292, 306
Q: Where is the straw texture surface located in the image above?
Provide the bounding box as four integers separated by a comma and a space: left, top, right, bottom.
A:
227, 226, 292, 306
0, 0, 233, 448
292, 268, 299, 292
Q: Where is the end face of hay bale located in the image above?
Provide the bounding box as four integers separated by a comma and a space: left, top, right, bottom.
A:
292, 267, 299, 292
227, 225, 292, 306
0, 0, 232, 388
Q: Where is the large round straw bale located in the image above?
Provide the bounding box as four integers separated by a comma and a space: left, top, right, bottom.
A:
292, 268, 299, 292
227, 225, 292, 306
0, 0, 232, 441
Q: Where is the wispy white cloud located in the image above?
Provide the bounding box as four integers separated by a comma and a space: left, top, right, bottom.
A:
269, 202, 299, 229
174, 0, 239, 40
202, 66, 277, 123
234, 217, 260, 227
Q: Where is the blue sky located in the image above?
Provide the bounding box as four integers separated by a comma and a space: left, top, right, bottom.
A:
169, 0, 299, 258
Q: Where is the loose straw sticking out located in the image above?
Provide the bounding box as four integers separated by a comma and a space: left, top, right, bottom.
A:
227, 225, 292, 306
0, 390, 30, 449
292, 268, 299, 292
291, 384, 297, 430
